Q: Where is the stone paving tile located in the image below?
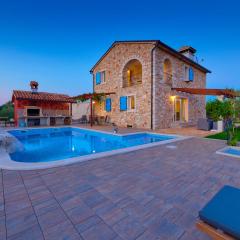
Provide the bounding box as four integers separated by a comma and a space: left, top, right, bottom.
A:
80, 189, 109, 208
0, 216, 7, 240
7, 224, 44, 240
136, 230, 159, 240
5, 206, 38, 237
94, 200, 128, 226
34, 201, 61, 216
71, 183, 94, 194
36, 206, 68, 232
81, 221, 117, 240
65, 203, 95, 225
4, 198, 31, 216
1, 138, 240, 239
44, 220, 82, 240
148, 219, 184, 239
33, 197, 58, 213
112, 236, 124, 240
113, 216, 145, 240
75, 215, 102, 234
58, 194, 84, 211
115, 196, 135, 209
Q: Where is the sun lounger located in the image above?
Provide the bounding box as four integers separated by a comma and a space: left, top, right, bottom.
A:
196, 185, 240, 240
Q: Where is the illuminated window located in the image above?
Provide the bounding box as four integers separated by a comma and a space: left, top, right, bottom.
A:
128, 96, 135, 110
123, 59, 142, 87
127, 70, 131, 85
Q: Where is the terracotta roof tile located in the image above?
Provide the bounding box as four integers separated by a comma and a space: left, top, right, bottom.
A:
13, 90, 75, 103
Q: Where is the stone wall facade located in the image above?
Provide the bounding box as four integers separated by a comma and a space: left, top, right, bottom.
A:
92, 42, 207, 129
153, 48, 206, 129
92, 43, 155, 129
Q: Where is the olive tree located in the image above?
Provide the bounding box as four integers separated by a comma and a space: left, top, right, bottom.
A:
206, 94, 239, 146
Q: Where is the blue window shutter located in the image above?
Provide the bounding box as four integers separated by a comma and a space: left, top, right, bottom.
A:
120, 96, 127, 111
96, 72, 101, 85
105, 98, 111, 112
189, 68, 194, 81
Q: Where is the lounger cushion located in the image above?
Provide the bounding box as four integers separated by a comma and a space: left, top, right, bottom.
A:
199, 185, 240, 239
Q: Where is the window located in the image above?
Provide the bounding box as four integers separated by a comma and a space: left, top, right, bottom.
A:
122, 59, 142, 87
101, 71, 105, 83
184, 66, 188, 81
188, 67, 194, 81
95, 71, 105, 85
173, 97, 188, 122
163, 59, 173, 85
105, 98, 111, 112
127, 70, 131, 85
119, 95, 136, 111
184, 66, 194, 82
128, 96, 135, 111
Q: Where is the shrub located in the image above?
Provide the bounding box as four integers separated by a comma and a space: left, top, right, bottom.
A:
0, 101, 14, 119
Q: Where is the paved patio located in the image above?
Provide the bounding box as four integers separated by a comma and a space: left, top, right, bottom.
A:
0, 137, 240, 240
73, 124, 215, 137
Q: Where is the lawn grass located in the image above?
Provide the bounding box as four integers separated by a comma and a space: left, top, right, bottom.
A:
206, 128, 240, 141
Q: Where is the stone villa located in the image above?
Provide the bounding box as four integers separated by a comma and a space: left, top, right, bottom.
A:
90, 40, 211, 129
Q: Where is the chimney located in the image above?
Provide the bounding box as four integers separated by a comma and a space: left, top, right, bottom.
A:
179, 46, 196, 61
30, 81, 39, 93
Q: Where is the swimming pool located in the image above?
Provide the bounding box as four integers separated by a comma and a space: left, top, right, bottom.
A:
8, 127, 175, 162
0, 127, 185, 170
216, 146, 240, 158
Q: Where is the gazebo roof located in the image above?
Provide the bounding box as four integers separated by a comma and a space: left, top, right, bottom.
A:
12, 90, 76, 103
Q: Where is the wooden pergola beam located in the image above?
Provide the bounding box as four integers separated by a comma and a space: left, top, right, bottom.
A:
72, 92, 115, 127
172, 88, 238, 98
72, 92, 115, 100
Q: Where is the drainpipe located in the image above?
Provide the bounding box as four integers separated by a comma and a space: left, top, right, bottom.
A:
91, 71, 95, 93
91, 71, 94, 127
150, 43, 158, 130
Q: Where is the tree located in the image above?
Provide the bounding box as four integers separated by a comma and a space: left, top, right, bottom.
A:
206, 99, 223, 121
206, 97, 239, 146
0, 101, 14, 119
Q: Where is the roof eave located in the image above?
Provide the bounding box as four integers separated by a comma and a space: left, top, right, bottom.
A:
90, 40, 211, 74
14, 97, 75, 103
90, 40, 159, 73
156, 41, 211, 73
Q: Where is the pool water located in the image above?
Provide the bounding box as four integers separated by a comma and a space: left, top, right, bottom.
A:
8, 127, 174, 163
223, 147, 240, 156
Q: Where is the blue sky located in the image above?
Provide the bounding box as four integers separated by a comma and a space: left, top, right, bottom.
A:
0, 0, 240, 105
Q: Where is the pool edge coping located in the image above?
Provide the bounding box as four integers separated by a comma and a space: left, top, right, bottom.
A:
216, 146, 240, 159
0, 126, 191, 170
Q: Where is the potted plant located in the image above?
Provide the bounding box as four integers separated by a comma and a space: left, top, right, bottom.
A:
206, 99, 223, 131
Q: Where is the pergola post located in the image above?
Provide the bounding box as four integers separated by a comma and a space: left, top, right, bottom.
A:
72, 92, 115, 128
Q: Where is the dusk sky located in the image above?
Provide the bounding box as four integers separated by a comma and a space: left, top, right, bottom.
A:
0, 0, 240, 105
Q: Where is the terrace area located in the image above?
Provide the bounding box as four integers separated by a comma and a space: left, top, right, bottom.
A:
0, 132, 239, 240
